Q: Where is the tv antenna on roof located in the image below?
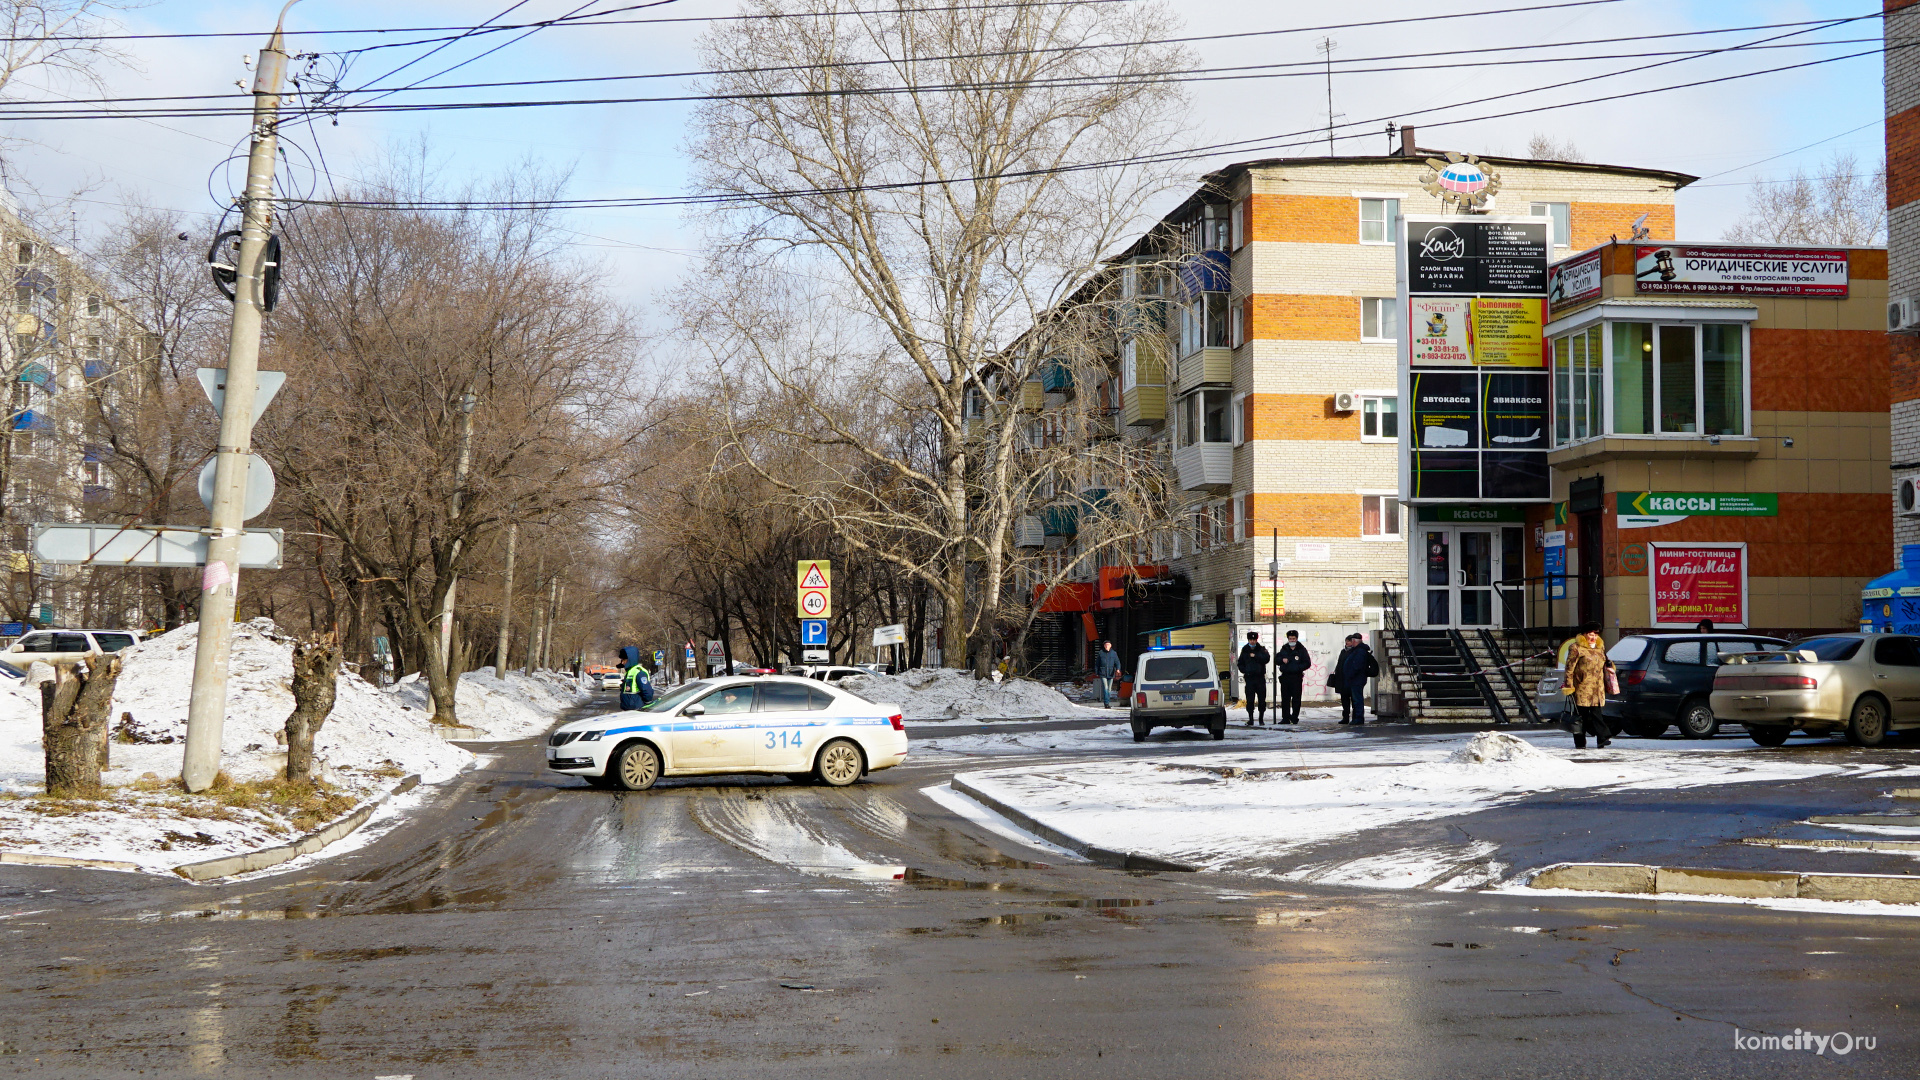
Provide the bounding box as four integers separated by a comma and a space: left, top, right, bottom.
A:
1317, 38, 1341, 156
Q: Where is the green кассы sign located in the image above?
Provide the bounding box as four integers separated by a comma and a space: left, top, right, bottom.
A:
1417, 505, 1526, 523
1614, 492, 1778, 516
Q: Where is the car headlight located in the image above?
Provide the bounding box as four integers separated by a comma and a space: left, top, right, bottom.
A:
577, 730, 606, 742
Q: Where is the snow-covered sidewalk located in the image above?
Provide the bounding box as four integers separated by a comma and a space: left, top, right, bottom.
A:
0, 620, 523, 876
949, 730, 1920, 882
383, 666, 590, 740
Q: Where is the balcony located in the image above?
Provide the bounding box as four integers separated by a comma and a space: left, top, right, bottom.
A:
1174, 347, 1232, 394
1174, 442, 1232, 492
1041, 504, 1078, 537
1040, 360, 1073, 393
1014, 514, 1045, 548
1121, 385, 1164, 428
1178, 250, 1230, 296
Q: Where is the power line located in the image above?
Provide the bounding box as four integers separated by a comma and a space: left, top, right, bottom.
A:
9, 18, 1871, 109
1694, 119, 1885, 181
0, 28, 1875, 122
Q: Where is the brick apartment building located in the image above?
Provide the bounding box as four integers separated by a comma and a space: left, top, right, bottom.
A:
1888, 3, 1920, 557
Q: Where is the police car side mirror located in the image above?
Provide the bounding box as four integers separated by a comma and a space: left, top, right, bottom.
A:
683, 704, 706, 717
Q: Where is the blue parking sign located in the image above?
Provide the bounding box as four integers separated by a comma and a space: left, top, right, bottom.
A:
800, 619, 828, 646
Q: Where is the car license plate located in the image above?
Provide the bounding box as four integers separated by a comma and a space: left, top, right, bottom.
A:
1163, 693, 1192, 702
545, 747, 557, 760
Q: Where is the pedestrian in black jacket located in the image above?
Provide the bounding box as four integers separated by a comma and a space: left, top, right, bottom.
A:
1334, 634, 1379, 725
1236, 631, 1271, 726
1275, 630, 1310, 724
1093, 641, 1122, 708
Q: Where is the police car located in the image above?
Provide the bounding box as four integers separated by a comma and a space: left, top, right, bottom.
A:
545, 675, 909, 790
1129, 646, 1226, 742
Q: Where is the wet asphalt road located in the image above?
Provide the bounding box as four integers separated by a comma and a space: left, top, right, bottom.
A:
4, 696, 1920, 1078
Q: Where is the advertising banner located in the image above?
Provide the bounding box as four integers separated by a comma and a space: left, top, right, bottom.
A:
1547, 247, 1603, 315
1633, 245, 1848, 297
1650, 543, 1747, 627
1468, 298, 1544, 368
1407, 219, 1549, 295
1480, 372, 1548, 450
1615, 491, 1778, 516
1410, 298, 1470, 365
1411, 372, 1478, 449
1256, 579, 1285, 619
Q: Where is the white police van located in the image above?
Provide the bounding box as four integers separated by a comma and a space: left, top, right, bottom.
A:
1129, 646, 1226, 742
545, 675, 909, 790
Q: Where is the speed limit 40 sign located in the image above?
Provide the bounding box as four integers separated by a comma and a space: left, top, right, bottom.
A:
797, 559, 832, 618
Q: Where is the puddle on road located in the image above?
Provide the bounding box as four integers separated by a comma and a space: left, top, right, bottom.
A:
691, 794, 908, 882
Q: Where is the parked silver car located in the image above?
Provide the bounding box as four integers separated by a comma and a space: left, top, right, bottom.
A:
1710, 634, 1917, 747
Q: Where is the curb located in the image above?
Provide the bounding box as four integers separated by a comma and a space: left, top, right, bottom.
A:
948, 774, 1197, 873
1530, 861, 1920, 904
171, 774, 421, 882
0, 851, 140, 872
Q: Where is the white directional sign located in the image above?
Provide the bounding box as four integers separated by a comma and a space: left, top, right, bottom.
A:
32, 524, 283, 569
872, 623, 906, 646
197, 454, 276, 521
196, 368, 286, 427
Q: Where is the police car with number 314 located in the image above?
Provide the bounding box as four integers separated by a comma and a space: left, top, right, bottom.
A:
545, 674, 909, 790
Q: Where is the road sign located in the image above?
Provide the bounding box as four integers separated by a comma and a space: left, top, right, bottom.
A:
800, 618, 828, 647
706, 640, 725, 665
32, 523, 284, 569
653, 649, 665, 667
797, 559, 832, 619
0, 622, 22, 637
802, 649, 829, 662
196, 368, 286, 427
872, 623, 906, 646
197, 454, 275, 521
684, 644, 695, 669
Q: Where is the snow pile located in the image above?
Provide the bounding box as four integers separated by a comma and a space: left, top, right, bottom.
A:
1446, 731, 1552, 766
383, 665, 588, 740
0, 619, 473, 873
839, 667, 1085, 720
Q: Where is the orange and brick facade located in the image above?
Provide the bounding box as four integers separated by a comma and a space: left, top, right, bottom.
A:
1888, 2, 1920, 557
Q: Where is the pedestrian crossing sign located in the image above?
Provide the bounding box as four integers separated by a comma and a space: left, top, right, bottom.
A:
797, 559, 832, 618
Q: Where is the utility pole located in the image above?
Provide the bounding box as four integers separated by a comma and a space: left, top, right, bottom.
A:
181, 5, 295, 793
1317, 37, 1338, 157
494, 520, 516, 675
435, 388, 477, 681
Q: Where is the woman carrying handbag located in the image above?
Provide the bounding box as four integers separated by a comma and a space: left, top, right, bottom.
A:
1562, 621, 1616, 750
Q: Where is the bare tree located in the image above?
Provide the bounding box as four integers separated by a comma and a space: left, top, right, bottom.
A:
1525, 133, 1583, 162
680, 0, 1189, 673
1725, 152, 1887, 246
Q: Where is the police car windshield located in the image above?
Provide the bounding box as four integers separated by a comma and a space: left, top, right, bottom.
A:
643, 680, 710, 712
1143, 656, 1210, 682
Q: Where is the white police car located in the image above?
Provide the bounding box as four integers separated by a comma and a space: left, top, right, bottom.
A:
545, 675, 909, 790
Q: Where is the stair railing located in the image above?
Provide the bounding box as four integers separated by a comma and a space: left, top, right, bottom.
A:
1478, 627, 1541, 725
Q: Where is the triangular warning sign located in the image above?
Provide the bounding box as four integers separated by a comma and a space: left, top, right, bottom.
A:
800, 564, 828, 589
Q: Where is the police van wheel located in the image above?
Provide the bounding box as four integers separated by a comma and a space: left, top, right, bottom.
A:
1209, 714, 1227, 741
1130, 723, 1147, 743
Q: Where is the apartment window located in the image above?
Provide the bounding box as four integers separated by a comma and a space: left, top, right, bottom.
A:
9, 381, 28, 412
1553, 320, 1748, 444
1194, 506, 1211, 550
12, 431, 32, 455
1361, 297, 1399, 342
1362, 494, 1401, 538
85, 294, 101, 317
962, 385, 986, 420
13, 284, 31, 314
1230, 200, 1246, 250
1360, 396, 1398, 441
1181, 388, 1232, 447
1531, 202, 1571, 247
1213, 500, 1232, 546
1240, 494, 1255, 540
80, 461, 102, 486
14, 242, 33, 266
1359, 198, 1399, 244
1232, 392, 1251, 445
10, 480, 29, 503
1198, 208, 1230, 252
1229, 299, 1246, 347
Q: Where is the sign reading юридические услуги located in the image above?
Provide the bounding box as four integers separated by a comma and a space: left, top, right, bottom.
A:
1614, 492, 1779, 516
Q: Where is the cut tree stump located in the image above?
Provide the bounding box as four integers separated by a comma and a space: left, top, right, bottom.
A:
41, 656, 122, 799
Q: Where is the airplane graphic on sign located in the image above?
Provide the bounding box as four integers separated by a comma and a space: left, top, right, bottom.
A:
797, 559, 832, 618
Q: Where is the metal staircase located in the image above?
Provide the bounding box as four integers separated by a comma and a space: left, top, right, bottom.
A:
1380, 583, 1553, 725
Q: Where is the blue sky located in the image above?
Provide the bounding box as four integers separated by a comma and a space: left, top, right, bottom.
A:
1, 0, 1890, 317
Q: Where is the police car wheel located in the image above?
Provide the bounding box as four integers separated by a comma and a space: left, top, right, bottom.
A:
615, 743, 661, 791
815, 739, 864, 787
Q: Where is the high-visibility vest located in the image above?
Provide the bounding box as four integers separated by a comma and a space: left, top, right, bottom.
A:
622, 664, 651, 694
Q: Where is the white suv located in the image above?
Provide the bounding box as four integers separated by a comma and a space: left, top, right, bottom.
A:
1129, 647, 1226, 742
6, 628, 141, 666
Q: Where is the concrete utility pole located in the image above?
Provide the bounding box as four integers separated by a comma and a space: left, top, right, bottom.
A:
494, 521, 516, 676
436, 388, 478, 680
181, 5, 295, 793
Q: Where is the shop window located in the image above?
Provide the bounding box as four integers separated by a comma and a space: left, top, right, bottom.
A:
1530, 202, 1571, 247
1359, 198, 1398, 244
1360, 396, 1397, 441
1361, 297, 1399, 341
1362, 494, 1400, 538
1553, 320, 1746, 444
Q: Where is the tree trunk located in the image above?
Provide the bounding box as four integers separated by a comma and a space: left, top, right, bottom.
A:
495, 521, 516, 674
285, 640, 342, 781
421, 623, 460, 725
41, 656, 121, 798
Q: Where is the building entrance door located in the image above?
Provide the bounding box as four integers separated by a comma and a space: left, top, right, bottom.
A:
1419, 526, 1507, 628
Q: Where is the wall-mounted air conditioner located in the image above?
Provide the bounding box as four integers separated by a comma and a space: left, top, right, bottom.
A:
1332, 391, 1357, 413
1901, 476, 1920, 517
1891, 297, 1920, 334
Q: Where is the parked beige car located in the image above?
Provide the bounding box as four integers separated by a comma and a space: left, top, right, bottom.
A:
1710, 634, 1915, 747
5, 628, 141, 667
